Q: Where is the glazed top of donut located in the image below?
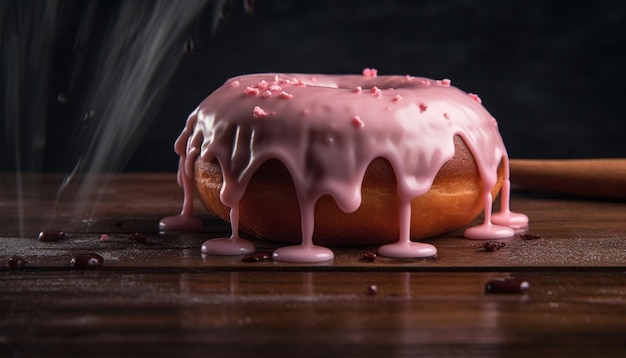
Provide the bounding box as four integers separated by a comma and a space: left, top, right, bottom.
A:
176, 70, 508, 212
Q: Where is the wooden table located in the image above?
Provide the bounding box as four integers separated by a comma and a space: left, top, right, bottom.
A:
1, 173, 625, 357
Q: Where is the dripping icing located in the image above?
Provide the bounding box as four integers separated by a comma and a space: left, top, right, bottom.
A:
159, 73, 528, 263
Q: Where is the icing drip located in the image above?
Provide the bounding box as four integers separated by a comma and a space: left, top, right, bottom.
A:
200, 205, 256, 255
159, 157, 203, 232
377, 198, 437, 258
160, 73, 528, 263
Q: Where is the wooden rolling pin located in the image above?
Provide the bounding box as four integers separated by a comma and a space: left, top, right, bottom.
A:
509, 159, 626, 199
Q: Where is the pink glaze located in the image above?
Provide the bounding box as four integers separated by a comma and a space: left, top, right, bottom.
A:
272, 244, 334, 263
159, 157, 204, 232
160, 72, 528, 263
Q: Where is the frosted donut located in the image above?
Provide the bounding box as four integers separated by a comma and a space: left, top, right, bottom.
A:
160, 70, 528, 263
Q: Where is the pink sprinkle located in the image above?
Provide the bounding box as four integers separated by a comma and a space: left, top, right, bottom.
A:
253, 106, 270, 118
257, 80, 269, 89
437, 78, 451, 86
420, 80, 430, 86
392, 94, 402, 102
405, 74, 414, 80
353, 86, 362, 93
419, 102, 428, 112
295, 80, 306, 86
244, 86, 259, 96
99, 234, 110, 242
279, 91, 293, 99
371, 86, 382, 97
469, 93, 482, 104
261, 90, 273, 98
269, 84, 282, 92
443, 112, 450, 119
351, 115, 364, 128
230, 80, 241, 87
362, 68, 378, 77
310, 76, 317, 82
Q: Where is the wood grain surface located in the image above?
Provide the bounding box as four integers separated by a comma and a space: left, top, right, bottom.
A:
1, 173, 625, 357
510, 158, 626, 199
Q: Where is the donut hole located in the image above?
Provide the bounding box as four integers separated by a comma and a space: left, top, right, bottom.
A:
305, 77, 416, 91
353, 77, 417, 91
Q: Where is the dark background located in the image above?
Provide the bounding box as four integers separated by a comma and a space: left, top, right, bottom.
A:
2, 0, 626, 173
